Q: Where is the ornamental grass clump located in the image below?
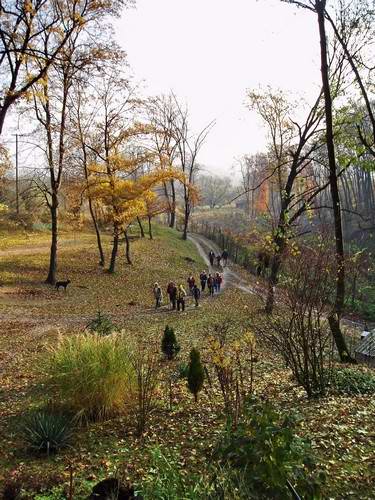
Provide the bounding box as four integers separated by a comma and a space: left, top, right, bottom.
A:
45, 333, 135, 421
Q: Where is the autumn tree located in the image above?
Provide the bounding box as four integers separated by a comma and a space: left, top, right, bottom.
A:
170, 95, 214, 240
196, 173, 234, 209
247, 87, 327, 314
0, 0, 126, 136
236, 153, 269, 217
89, 152, 183, 272
28, 1, 126, 284
282, 0, 356, 362
147, 95, 180, 228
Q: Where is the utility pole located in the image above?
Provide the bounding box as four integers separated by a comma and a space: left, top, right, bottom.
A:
15, 133, 19, 215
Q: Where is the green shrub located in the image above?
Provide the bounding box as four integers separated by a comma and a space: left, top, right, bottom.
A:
215, 399, 325, 499
20, 411, 74, 455
87, 311, 117, 336
177, 362, 189, 379
140, 447, 202, 499
141, 447, 252, 499
330, 368, 375, 395
161, 325, 180, 360
45, 333, 135, 420
187, 348, 204, 402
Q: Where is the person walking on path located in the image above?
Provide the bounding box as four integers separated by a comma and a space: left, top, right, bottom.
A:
200, 270, 208, 292
177, 284, 187, 311
222, 249, 229, 266
187, 275, 195, 295
207, 273, 215, 297
167, 281, 177, 310
209, 250, 215, 266
216, 254, 222, 267
153, 282, 163, 309
192, 284, 201, 307
215, 272, 223, 292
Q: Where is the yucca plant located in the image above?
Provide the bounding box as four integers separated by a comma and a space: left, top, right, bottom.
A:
20, 411, 74, 455
44, 333, 136, 421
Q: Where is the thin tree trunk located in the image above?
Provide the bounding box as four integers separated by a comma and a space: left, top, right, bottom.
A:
124, 229, 132, 265
137, 216, 145, 238
316, 0, 355, 363
182, 194, 190, 240
81, 140, 105, 267
108, 224, 119, 273
265, 254, 282, 314
148, 215, 153, 240
89, 198, 105, 267
169, 180, 176, 228
45, 194, 58, 285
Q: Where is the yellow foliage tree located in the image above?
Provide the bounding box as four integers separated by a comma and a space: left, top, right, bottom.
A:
89, 153, 185, 273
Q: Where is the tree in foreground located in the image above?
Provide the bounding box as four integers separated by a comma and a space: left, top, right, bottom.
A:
0, 0, 111, 136
161, 325, 180, 361
187, 348, 205, 402
253, 238, 336, 398
282, 0, 356, 362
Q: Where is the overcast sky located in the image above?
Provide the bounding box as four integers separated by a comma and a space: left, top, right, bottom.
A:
115, 0, 323, 175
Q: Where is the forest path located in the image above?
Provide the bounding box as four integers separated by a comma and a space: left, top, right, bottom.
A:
0, 238, 93, 257
188, 232, 258, 295
188, 232, 369, 333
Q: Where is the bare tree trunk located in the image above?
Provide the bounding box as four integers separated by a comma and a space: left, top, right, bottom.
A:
317, 0, 355, 363
108, 224, 119, 273
182, 205, 190, 241
265, 247, 283, 314
124, 229, 132, 264
81, 141, 105, 267
148, 215, 153, 240
137, 216, 145, 238
88, 197, 105, 267
45, 194, 58, 285
169, 180, 176, 228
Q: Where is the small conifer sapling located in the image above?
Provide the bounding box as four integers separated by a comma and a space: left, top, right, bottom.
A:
161, 325, 180, 360
187, 348, 205, 402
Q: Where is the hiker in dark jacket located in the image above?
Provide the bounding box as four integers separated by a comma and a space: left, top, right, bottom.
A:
153, 282, 163, 309
177, 284, 187, 311
207, 273, 215, 296
215, 272, 223, 292
216, 254, 222, 267
187, 275, 195, 295
200, 270, 208, 291
167, 281, 177, 310
192, 284, 201, 307
209, 250, 215, 266
222, 249, 229, 266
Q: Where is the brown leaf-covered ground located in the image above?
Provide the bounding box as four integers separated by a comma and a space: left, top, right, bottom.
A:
0, 226, 374, 498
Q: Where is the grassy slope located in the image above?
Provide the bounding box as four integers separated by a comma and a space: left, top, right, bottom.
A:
0, 225, 374, 498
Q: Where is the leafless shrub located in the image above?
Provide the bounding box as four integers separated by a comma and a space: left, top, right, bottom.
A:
254, 243, 335, 398
206, 319, 257, 428
129, 340, 161, 436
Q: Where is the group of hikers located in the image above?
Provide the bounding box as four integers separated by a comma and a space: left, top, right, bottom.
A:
152, 248, 229, 311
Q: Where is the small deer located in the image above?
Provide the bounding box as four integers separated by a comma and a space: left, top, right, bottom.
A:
55, 279, 71, 291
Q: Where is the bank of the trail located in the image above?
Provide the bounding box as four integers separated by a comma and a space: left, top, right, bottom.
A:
188, 231, 370, 333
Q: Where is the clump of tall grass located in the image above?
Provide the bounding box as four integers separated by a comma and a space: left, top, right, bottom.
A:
44, 333, 135, 421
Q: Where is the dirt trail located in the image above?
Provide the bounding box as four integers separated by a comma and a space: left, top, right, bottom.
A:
0, 238, 93, 257
188, 232, 367, 333
188, 233, 257, 295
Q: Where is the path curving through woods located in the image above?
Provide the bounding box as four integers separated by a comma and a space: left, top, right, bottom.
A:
188, 232, 258, 295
